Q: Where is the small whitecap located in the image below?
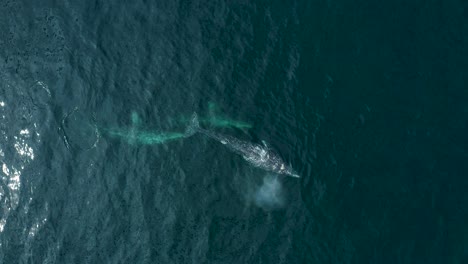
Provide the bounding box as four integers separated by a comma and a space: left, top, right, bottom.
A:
14, 140, 35, 160
2, 163, 9, 175
0, 218, 6, 233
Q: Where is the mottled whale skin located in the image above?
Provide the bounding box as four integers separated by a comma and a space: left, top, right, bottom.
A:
187, 113, 300, 178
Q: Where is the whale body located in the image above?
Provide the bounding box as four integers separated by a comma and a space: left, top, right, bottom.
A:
186, 113, 300, 178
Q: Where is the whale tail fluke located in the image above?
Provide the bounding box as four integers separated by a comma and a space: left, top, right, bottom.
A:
185, 112, 200, 137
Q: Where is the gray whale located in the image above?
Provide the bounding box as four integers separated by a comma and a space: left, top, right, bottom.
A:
187, 113, 300, 178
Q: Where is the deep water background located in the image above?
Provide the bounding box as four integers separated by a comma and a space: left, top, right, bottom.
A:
1, 0, 467, 263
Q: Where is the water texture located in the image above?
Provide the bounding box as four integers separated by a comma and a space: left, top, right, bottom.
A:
0, 0, 467, 263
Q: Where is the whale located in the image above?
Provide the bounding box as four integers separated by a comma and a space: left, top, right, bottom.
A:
177, 102, 252, 130
101, 112, 187, 145
178, 115, 252, 130
186, 113, 300, 178
104, 128, 186, 145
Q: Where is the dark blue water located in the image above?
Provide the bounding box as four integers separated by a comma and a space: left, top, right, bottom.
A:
1, 0, 467, 263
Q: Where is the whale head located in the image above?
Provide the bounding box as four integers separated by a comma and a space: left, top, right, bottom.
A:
279, 163, 300, 178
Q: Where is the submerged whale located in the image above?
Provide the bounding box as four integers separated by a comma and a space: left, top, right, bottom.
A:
101, 111, 187, 145
186, 113, 300, 178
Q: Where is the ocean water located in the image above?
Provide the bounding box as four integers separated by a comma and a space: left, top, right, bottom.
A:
1, 0, 467, 263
